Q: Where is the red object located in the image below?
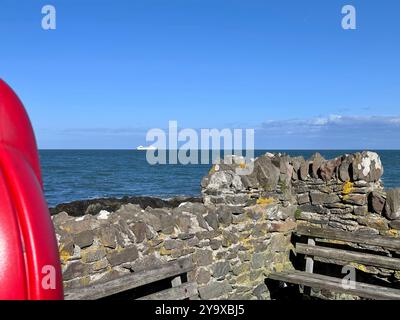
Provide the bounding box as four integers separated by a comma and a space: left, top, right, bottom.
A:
0, 79, 63, 300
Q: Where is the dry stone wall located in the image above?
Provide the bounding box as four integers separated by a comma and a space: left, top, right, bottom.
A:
54, 201, 294, 300
53, 150, 400, 299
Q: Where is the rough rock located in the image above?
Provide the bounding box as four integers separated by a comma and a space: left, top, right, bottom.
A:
369, 191, 386, 214
385, 189, 400, 220
107, 246, 138, 266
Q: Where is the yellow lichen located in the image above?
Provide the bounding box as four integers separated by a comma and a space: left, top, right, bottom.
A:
350, 263, 368, 273
239, 162, 246, 169
388, 229, 398, 237
59, 249, 71, 264
159, 247, 173, 256
256, 197, 276, 205
342, 180, 354, 195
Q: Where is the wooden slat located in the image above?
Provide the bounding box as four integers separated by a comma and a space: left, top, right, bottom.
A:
138, 282, 198, 300
296, 224, 400, 250
64, 257, 193, 300
296, 243, 400, 270
268, 270, 400, 300
287, 270, 400, 296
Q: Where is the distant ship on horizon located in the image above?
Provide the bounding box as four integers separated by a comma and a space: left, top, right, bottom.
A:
136, 145, 157, 151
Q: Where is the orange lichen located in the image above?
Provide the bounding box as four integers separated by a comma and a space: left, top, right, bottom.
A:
342, 180, 354, 195
256, 197, 276, 205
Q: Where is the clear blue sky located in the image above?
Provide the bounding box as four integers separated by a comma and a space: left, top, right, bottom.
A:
1, 0, 399, 149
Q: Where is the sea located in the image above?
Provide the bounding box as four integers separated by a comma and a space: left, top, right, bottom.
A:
39, 150, 400, 207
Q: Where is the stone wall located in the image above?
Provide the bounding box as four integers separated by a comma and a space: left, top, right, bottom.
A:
53, 150, 400, 299
53, 201, 294, 300
201, 150, 400, 292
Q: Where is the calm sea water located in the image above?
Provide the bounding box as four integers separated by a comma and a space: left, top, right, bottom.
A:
39, 150, 400, 207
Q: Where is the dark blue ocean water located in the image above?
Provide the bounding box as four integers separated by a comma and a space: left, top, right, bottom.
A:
39, 150, 400, 207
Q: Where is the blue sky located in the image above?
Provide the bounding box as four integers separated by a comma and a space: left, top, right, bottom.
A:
1, 0, 399, 149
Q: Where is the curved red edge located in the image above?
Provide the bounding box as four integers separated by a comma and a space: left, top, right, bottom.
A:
0, 80, 64, 300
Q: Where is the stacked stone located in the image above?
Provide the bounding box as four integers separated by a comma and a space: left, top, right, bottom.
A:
53, 200, 294, 300
53, 150, 400, 299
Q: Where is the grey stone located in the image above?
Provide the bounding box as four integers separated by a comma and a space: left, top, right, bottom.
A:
353, 205, 368, 216
310, 153, 325, 179
385, 189, 400, 220
253, 283, 268, 299
60, 216, 100, 234
389, 220, 400, 230
251, 252, 266, 269
63, 261, 90, 281
252, 156, 280, 191
352, 151, 383, 182
52, 211, 73, 225
143, 213, 162, 232
107, 246, 138, 266
210, 239, 222, 250
369, 191, 386, 214
164, 239, 184, 250
81, 247, 107, 263
99, 226, 117, 249
193, 249, 213, 266
160, 214, 175, 234
339, 154, 353, 182
212, 261, 231, 279
196, 268, 211, 285
299, 160, 310, 180
269, 233, 288, 252
198, 281, 232, 300
297, 193, 310, 205
310, 192, 340, 205
73, 230, 94, 249
222, 231, 239, 247
320, 158, 341, 181
218, 209, 233, 226
204, 211, 218, 230
299, 204, 330, 214
130, 222, 147, 242
343, 194, 367, 206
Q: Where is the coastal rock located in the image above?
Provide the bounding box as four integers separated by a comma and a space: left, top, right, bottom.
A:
299, 160, 310, 180
385, 189, 400, 220
253, 156, 280, 191
369, 191, 386, 214
320, 158, 341, 182
351, 151, 383, 182
73, 230, 94, 249
310, 153, 325, 179
339, 154, 354, 182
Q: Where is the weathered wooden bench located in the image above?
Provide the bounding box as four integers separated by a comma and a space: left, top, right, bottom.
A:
268, 224, 400, 300
64, 257, 198, 300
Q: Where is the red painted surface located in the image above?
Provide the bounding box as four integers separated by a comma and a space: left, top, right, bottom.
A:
0, 79, 63, 300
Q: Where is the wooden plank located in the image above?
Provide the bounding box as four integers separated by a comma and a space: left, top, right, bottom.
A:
268, 270, 400, 300
64, 257, 193, 300
303, 238, 315, 296
305, 238, 315, 273
296, 224, 400, 250
296, 243, 400, 270
171, 276, 182, 287
288, 270, 400, 296
138, 282, 198, 300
